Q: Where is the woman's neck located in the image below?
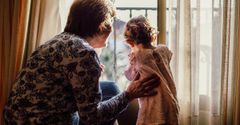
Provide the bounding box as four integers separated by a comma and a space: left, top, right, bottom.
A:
85, 36, 98, 48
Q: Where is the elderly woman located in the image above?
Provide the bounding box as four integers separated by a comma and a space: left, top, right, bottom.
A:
3, 0, 159, 125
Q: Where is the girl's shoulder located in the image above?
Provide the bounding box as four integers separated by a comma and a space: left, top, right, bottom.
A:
155, 44, 170, 52
154, 44, 173, 63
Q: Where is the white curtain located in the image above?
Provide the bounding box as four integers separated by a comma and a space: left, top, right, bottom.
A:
25, 0, 62, 58
167, 0, 238, 124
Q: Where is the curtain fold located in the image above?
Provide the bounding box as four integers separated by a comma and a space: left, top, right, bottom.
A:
181, 0, 192, 124
13, 0, 31, 87
232, 0, 240, 124
0, 0, 22, 124
211, 1, 222, 124
220, 0, 236, 124
169, 0, 192, 124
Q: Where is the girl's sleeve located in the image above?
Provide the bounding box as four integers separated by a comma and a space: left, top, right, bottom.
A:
67, 49, 130, 124
124, 53, 137, 81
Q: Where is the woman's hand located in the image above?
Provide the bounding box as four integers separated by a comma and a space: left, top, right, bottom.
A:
126, 73, 160, 101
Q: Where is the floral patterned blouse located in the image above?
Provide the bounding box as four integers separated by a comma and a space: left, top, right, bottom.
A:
4, 32, 130, 125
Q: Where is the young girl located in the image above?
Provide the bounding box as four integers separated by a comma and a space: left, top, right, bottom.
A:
124, 15, 179, 125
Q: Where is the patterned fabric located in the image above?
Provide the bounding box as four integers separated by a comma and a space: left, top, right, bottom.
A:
4, 32, 130, 125
124, 45, 179, 125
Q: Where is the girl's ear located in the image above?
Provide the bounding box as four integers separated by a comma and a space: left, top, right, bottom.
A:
152, 34, 157, 43
151, 34, 157, 46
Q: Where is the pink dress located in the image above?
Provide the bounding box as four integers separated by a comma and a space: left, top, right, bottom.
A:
124, 45, 179, 125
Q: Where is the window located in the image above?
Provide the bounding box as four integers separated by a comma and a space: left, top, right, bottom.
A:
99, 0, 158, 90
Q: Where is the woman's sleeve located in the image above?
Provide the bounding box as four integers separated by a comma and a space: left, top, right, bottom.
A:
67, 49, 130, 124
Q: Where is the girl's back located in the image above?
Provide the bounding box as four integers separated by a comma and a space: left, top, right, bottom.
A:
126, 45, 179, 125
123, 15, 179, 125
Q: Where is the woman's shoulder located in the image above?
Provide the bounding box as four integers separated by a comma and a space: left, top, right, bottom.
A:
60, 32, 94, 51
35, 32, 97, 59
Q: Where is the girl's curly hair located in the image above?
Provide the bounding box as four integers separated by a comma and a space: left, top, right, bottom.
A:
124, 15, 157, 46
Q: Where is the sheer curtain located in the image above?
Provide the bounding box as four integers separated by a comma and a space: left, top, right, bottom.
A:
23, 0, 62, 61
231, 0, 240, 124
167, 0, 239, 124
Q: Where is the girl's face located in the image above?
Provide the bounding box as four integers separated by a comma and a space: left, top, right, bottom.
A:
125, 39, 135, 49
124, 29, 135, 49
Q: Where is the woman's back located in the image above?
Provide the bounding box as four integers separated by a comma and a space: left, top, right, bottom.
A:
3, 32, 101, 124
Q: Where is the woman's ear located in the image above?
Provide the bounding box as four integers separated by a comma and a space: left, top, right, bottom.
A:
98, 17, 113, 35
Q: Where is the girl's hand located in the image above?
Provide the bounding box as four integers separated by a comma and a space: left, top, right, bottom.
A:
100, 63, 105, 72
